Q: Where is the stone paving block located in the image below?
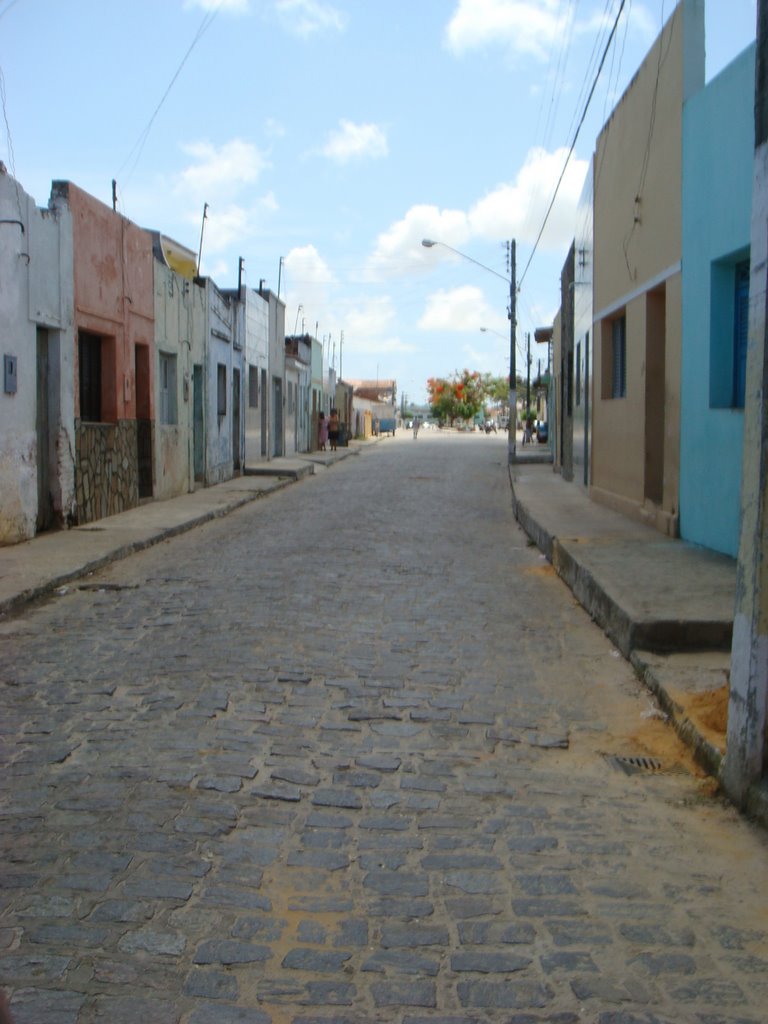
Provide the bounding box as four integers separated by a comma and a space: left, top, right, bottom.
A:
282, 947, 353, 972
304, 811, 353, 829
117, 928, 186, 955
286, 850, 349, 870
231, 915, 285, 942
443, 871, 507, 895
25, 922, 110, 947
355, 754, 402, 772
371, 979, 436, 1008
367, 898, 435, 918
82, 995, 180, 1023
363, 871, 429, 897
380, 923, 450, 947
183, 969, 239, 1000
517, 873, 578, 896
540, 951, 599, 973
667, 978, 748, 1004
186, 1006, 271, 1024
8, 987, 85, 1024
363, 949, 440, 975
458, 921, 537, 945
1, 953, 70, 980
457, 979, 554, 1009
270, 766, 320, 786
311, 788, 363, 810
512, 898, 587, 917
421, 853, 503, 871
619, 924, 695, 947
302, 980, 357, 1005
450, 951, 533, 973
333, 918, 368, 947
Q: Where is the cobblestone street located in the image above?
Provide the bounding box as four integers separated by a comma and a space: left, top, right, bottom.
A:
1, 433, 767, 1024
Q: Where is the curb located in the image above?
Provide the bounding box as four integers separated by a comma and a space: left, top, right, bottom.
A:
0, 477, 299, 620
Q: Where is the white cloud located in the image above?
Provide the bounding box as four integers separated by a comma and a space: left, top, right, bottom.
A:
469, 146, 588, 249
367, 146, 587, 283
176, 139, 268, 201
366, 204, 471, 281
445, 0, 571, 61
418, 285, 500, 333
321, 120, 388, 164
275, 0, 346, 37
342, 297, 415, 354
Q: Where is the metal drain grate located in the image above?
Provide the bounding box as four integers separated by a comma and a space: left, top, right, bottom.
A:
605, 754, 665, 776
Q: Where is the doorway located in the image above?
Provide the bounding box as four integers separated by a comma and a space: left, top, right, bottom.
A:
36, 328, 56, 532
135, 344, 153, 499
644, 288, 666, 506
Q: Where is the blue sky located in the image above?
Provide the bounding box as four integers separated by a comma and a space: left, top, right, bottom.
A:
0, 0, 757, 404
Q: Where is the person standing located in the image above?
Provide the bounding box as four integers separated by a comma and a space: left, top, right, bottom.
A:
318, 411, 329, 451
328, 408, 340, 451
413, 415, 421, 439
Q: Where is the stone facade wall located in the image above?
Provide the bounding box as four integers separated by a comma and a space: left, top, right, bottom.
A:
75, 420, 138, 524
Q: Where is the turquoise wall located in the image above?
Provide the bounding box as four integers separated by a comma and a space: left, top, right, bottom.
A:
680, 45, 755, 557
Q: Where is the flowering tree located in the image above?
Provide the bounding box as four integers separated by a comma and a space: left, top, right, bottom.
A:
427, 369, 486, 425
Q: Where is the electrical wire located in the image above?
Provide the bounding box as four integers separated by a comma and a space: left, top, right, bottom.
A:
519, 0, 627, 290
116, 1, 223, 189
0, 0, 22, 22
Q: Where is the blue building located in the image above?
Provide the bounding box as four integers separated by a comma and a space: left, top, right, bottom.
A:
680, 43, 756, 557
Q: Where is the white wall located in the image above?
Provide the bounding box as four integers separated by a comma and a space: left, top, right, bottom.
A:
0, 172, 75, 544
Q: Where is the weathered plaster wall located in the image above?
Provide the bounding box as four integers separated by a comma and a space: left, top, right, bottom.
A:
204, 280, 235, 486
153, 261, 205, 501
0, 172, 75, 545
243, 288, 269, 467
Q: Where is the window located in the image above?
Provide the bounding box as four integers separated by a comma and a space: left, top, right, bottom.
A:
159, 353, 177, 425
249, 364, 259, 408
732, 260, 749, 408
710, 254, 750, 409
79, 332, 102, 422
217, 364, 227, 416
611, 316, 626, 398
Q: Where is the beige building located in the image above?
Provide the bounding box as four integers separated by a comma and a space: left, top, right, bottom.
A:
590, 0, 704, 536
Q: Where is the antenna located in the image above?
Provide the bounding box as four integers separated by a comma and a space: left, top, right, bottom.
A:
196, 203, 209, 276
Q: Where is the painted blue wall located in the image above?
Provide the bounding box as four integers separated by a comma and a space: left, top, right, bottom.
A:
680, 44, 755, 557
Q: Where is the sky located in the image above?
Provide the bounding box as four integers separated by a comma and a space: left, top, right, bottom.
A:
0, 0, 758, 405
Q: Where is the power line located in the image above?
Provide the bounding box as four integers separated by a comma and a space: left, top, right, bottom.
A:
519, 0, 628, 289
116, 2, 223, 188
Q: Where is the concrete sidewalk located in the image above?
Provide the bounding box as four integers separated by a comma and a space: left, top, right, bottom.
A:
509, 461, 744, 804
0, 444, 361, 620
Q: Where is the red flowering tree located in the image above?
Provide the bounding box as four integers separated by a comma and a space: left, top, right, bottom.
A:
427, 369, 486, 426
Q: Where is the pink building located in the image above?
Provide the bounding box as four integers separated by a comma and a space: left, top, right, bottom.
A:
52, 182, 155, 523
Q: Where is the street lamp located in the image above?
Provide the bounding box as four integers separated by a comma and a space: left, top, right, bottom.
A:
422, 238, 517, 462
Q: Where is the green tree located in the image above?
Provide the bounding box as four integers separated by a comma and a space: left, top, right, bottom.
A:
427, 369, 487, 426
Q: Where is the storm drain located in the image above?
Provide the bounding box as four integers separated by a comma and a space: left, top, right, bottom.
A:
605, 754, 665, 776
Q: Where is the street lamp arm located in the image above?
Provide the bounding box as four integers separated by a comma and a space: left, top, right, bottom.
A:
421, 238, 510, 284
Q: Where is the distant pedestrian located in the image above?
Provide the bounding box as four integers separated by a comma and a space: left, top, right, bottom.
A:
328, 408, 340, 451
413, 415, 421, 439
318, 412, 329, 451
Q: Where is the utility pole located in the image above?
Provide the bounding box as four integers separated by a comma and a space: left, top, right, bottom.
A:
526, 332, 531, 414
508, 240, 517, 463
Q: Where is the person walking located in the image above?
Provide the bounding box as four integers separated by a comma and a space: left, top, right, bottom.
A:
328, 408, 340, 451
